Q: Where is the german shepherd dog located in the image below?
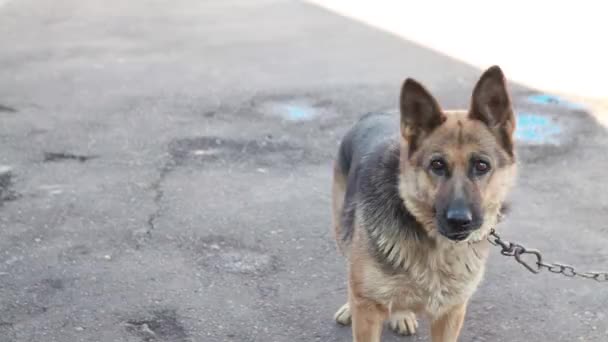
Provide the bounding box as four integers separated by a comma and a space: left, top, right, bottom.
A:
331, 66, 516, 342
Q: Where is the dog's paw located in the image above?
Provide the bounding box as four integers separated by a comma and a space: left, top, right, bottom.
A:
389, 311, 418, 336
334, 303, 351, 325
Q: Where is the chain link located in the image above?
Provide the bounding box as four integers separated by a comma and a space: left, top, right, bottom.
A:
488, 229, 608, 282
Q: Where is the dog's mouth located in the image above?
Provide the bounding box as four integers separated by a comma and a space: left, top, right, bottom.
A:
436, 219, 483, 242
440, 230, 473, 241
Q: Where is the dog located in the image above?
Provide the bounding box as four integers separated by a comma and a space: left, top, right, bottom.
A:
331, 66, 517, 342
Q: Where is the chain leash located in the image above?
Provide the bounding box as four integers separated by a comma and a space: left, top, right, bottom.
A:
488, 229, 608, 282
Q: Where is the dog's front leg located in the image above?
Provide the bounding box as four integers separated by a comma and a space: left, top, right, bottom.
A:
349, 295, 385, 342
430, 302, 467, 342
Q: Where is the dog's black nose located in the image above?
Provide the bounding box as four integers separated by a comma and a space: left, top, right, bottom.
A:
446, 203, 473, 230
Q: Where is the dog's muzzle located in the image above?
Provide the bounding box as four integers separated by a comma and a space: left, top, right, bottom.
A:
438, 199, 482, 241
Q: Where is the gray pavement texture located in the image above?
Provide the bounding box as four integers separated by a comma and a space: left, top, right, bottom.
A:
1, 0, 607, 341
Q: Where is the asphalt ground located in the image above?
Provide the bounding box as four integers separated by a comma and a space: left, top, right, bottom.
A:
1, 1, 607, 341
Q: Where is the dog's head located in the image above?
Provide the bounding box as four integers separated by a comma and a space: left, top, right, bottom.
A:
398, 66, 517, 242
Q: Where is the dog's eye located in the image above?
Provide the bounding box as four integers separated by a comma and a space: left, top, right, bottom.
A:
430, 159, 447, 175
474, 160, 491, 174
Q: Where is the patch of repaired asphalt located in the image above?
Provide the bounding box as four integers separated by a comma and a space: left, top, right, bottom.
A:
0, 166, 19, 205
181, 235, 281, 276
43, 152, 96, 163
0, 104, 17, 112
124, 309, 189, 342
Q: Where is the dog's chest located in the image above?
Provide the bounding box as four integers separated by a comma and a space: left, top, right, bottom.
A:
365, 243, 489, 317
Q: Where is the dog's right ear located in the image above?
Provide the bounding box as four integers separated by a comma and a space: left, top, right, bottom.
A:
400, 78, 446, 156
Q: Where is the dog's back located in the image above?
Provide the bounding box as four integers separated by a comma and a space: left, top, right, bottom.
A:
333, 113, 394, 248
335, 112, 397, 179
333, 113, 424, 255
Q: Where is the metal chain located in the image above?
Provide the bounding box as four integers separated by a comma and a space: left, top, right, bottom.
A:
488, 229, 608, 282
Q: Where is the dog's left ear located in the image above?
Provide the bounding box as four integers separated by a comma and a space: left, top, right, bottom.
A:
469, 65, 516, 155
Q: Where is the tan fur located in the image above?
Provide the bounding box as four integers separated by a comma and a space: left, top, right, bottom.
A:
400, 111, 516, 245
345, 214, 490, 318
348, 224, 389, 342
332, 161, 348, 254
430, 302, 467, 342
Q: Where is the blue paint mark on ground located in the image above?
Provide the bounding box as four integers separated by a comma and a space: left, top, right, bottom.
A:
515, 112, 562, 144
526, 94, 585, 110
284, 105, 314, 121
260, 100, 320, 122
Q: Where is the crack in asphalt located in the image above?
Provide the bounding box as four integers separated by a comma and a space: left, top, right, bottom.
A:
144, 162, 174, 240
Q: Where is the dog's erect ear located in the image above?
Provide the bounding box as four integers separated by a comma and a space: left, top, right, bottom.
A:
400, 78, 446, 155
469, 66, 516, 155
